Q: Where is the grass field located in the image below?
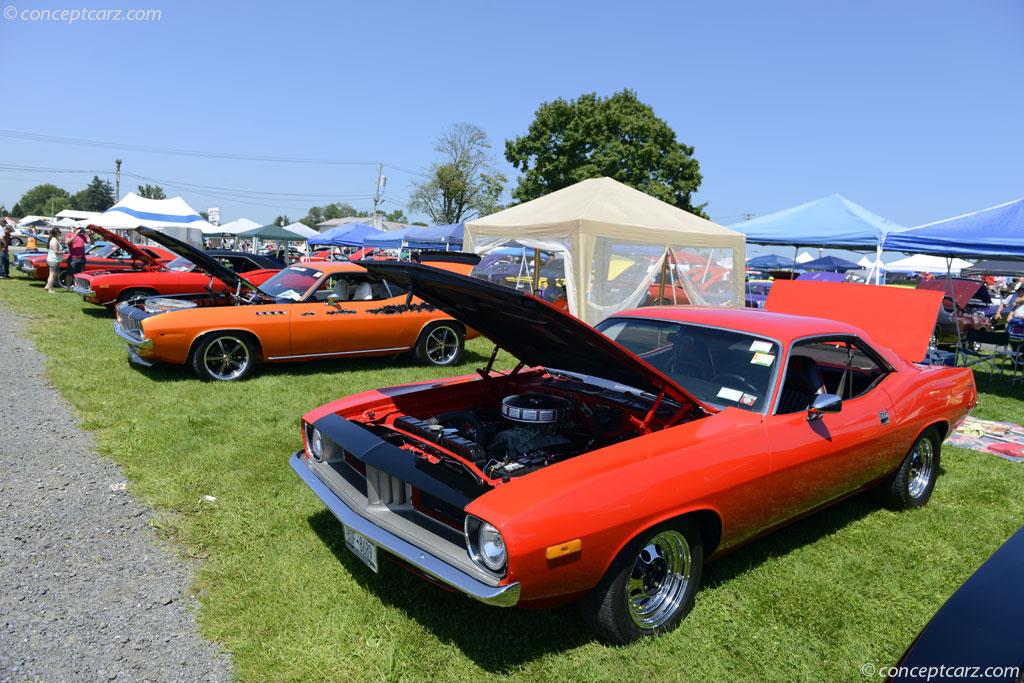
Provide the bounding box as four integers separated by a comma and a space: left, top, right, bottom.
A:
2, 269, 1023, 682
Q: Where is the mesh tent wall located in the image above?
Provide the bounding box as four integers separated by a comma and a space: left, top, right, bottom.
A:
464, 177, 745, 325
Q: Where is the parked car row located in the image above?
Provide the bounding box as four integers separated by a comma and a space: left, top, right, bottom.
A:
11, 231, 986, 651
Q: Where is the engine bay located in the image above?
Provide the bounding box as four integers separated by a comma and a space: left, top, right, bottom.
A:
361, 373, 702, 485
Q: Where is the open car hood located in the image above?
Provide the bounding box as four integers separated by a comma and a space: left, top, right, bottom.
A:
358, 261, 705, 411
765, 280, 944, 362
917, 278, 989, 309
87, 224, 160, 265
135, 227, 254, 292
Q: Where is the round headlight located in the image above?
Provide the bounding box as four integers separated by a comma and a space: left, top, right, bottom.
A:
309, 428, 323, 461
477, 522, 506, 572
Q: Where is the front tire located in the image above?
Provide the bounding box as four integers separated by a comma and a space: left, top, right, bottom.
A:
191, 333, 256, 382
414, 322, 464, 367
117, 288, 157, 303
580, 519, 703, 645
9, 237, 22, 247
877, 427, 941, 509
58, 269, 75, 288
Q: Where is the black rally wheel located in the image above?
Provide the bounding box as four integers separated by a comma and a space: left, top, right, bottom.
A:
414, 322, 464, 367
191, 333, 256, 382
876, 427, 941, 510
580, 518, 704, 645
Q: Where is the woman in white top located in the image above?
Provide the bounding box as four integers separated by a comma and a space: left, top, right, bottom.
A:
44, 227, 64, 293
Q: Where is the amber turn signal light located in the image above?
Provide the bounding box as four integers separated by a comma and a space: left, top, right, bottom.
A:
545, 539, 582, 560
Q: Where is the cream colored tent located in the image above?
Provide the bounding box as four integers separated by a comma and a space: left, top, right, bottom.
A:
464, 177, 746, 325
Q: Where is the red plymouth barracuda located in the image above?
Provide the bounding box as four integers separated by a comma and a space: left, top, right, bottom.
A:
73, 242, 282, 307
290, 270, 976, 644
22, 227, 174, 287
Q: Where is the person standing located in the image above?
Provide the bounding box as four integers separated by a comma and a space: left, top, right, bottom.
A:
67, 227, 88, 278
0, 226, 12, 278
44, 228, 64, 293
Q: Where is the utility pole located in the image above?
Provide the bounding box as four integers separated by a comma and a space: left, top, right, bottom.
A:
371, 162, 386, 229
115, 159, 122, 200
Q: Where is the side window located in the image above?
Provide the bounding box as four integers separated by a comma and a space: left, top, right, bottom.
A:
788, 338, 888, 402
383, 278, 407, 299
311, 275, 394, 302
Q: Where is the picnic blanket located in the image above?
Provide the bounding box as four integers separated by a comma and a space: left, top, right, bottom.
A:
947, 416, 1024, 463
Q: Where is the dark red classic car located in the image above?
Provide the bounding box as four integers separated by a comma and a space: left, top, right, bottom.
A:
291, 273, 975, 644
21, 226, 174, 287
73, 237, 283, 307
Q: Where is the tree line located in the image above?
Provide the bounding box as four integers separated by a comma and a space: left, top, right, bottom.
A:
10, 89, 707, 226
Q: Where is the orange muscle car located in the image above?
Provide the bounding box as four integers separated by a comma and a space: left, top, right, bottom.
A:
114, 228, 478, 381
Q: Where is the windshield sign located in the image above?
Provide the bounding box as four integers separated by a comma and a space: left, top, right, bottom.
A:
595, 318, 778, 412
258, 265, 323, 301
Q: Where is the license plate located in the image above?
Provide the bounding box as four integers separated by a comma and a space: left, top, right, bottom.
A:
343, 525, 378, 573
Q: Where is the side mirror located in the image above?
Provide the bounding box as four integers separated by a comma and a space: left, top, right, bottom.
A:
326, 293, 341, 307
807, 393, 842, 421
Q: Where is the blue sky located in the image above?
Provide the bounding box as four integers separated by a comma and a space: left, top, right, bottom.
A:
1, 0, 1022, 236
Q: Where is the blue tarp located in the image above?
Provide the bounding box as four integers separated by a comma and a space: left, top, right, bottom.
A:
797, 271, 847, 282
746, 254, 795, 269
800, 255, 860, 272
307, 222, 383, 247
730, 194, 905, 248
883, 197, 1024, 259
404, 223, 463, 248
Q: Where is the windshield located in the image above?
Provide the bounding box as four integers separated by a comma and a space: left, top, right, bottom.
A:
595, 318, 779, 412
89, 243, 117, 257
258, 265, 324, 301
165, 257, 195, 272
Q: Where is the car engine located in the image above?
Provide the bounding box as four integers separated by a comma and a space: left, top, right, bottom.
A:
390, 390, 628, 482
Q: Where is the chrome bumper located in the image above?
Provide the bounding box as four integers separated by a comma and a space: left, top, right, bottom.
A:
71, 284, 96, 298
114, 321, 153, 350
289, 451, 521, 607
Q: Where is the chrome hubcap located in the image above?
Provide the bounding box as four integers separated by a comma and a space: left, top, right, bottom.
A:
203, 336, 249, 380
425, 326, 458, 364
907, 438, 935, 498
627, 530, 692, 628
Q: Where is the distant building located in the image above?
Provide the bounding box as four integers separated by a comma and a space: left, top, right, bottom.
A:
316, 216, 415, 232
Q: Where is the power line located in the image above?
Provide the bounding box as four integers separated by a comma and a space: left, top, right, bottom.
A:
0, 128, 420, 175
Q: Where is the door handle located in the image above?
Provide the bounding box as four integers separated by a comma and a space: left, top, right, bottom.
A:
301, 311, 315, 316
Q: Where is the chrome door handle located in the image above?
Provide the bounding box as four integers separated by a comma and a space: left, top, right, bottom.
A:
301, 311, 315, 316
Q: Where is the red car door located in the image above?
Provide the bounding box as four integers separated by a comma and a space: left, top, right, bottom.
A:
762, 338, 900, 524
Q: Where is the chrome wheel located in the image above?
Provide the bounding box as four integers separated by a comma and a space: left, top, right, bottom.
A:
626, 530, 692, 628
907, 437, 935, 499
425, 326, 459, 365
202, 336, 250, 381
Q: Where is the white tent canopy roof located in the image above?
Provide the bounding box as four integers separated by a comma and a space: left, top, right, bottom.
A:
886, 254, 973, 274
55, 209, 101, 221
17, 215, 52, 227
795, 251, 815, 263
203, 217, 261, 235
465, 177, 745, 324
87, 193, 211, 246
282, 222, 318, 238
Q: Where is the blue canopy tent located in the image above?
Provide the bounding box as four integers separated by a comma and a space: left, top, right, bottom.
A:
746, 254, 795, 269
731, 194, 906, 283
363, 227, 418, 250
307, 222, 384, 247
404, 223, 464, 250
883, 197, 1024, 260
799, 255, 860, 272
797, 271, 847, 282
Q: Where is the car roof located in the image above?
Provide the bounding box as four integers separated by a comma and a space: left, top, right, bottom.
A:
289, 261, 366, 275
204, 250, 281, 267
613, 306, 865, 345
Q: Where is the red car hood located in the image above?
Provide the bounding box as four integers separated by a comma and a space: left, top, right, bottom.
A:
87, 224, 161, 266
358, 261, 706, 412
765, 280, 944, 362
916, 278, 988, 310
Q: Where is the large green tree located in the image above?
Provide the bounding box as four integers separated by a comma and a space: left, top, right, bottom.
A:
14, 183, 72, 217
505, 89, 706, 217
409, 123, 506, 225
73, 176, 116, 212
137, 184, 167, 199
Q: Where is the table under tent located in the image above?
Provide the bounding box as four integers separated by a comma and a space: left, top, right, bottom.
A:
464, 177, 745, 326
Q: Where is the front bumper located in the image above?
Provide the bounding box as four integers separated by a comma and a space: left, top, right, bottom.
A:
289, 451, 521, 607
71, 283, 98, 300
114, 321, 155, 367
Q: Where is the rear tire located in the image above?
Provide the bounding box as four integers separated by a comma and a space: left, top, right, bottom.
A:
414, 322, 464, 367
191, 333, 256, 382
876, 427, 941, 509
580, 518, 703, 645
58, 269, 75, 288
9, 237, 22, 247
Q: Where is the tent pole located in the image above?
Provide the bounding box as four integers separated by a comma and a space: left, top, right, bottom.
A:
792, 245, 798, 275
657, 250, 669, 304
946, 256, 961, 366
874, 244, 883, 285
532, 248, 542, 294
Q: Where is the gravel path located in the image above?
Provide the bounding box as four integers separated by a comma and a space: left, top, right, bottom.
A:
0, 303, 231, 682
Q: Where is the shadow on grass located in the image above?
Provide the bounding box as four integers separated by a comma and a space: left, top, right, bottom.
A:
130, 347, 496, 382
305, 489, 884, 672
80, 306, 114, 319
974, 374, 1024, 402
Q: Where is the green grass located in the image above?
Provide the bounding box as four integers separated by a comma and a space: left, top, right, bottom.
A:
3, 271, 1023, 682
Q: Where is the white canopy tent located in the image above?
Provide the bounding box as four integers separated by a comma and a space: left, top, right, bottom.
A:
56, 209, 101, 222
282, 222, 318, 238
202, 217, 261, 236
795, 251, 815, 264
464, 177, 746, 325
86, 193, 212, 246
886, 254, 973, 274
